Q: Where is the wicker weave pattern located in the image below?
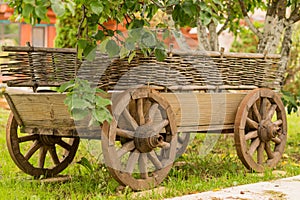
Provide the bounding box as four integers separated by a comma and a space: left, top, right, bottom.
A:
1, 46, 283, 90
1, 48, 78, 87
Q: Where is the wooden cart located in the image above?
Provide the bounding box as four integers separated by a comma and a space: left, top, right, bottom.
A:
0, 46, 287, 190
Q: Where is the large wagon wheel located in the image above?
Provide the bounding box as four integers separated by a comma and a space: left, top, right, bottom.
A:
6, 113, 80, 177
101, 88, 177, 190
234, 88, 287, 172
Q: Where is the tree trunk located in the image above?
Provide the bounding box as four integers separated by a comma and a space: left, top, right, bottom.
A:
196, 18, 211, 51
281, 24, 294, 85
208, 21, 219, 51
258, 16, 285, 54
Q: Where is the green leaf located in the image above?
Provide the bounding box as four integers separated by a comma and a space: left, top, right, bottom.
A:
155, 48, 167, 61
119, 47, 130, 59
71, 99, 91, 110
162, 29, 171, 40
125, 39, 135, 51
95, 96, 111, 107
94, 30, 105, 40
66, 1, 76, 16
71, 108, 89, 120
99, 38, 109, 53
106, 40, 120, 57
90, 1, 103, 15
129, 19, 145, 29
78, 39, 88, 50
58, 81, 75, 93
35, 6, 47, 19
51, 0, 66, 17
84, 44, 97, 61
23, 0, 35, 5
92, 108, 111, 123
200, 11, 212, 26
167, 0, 180, 6
141, 31, 156, 47
22, 4, 34, 18
128, 51, 136, 63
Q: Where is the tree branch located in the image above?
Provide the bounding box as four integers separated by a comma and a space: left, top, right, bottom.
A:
277, 0, 287, 20
266, 0, 279, 16
149, 0, 164, 8
217, 0, 231, 35
238, 0, 263, 39
289, 4, 300, 23
217, 17, 230, 35
77, 5, 86, 39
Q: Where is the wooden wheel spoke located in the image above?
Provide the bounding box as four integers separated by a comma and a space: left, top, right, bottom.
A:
252, 103, 261, 122
245, 130, 258, 140
247, 138, 260, 156
125, 150, 140, 174
272, 137, 282, 145
49, 146, 60, 165
24, 140, 42, 160
265, 142, 274, 159
267, 104, 277, 120
147, 151, 163, 170
257, 142, 265, 165
153, 119, 169, 134
18, 134, 39, 143
146, 103, 159, 123
39, 146, 47, 168
260, 97, 268, 120
246, 117, 258, 129
137, 98, 145, 125
116, 128, 134, 139
139, 153, 148, 179
122, 108, 138, 130
273, 119, 282, 127
117, 141, 135, 158
57, 139, 71, 151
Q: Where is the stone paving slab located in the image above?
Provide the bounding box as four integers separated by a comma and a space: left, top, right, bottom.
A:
167, 175, 300, 200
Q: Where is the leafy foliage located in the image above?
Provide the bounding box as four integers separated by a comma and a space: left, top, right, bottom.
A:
281, 90, 300, 114
5, 0, 247, 59
58, 78, 112, 126
55, 5, 82, 48
281, 23, 300, 114
230, 22, 262, 53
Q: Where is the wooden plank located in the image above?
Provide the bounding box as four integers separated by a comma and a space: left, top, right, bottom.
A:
178, 124, 234, 133
168, 85, 258, 91
2, 46, 76, 54
6, 91, 246, 134
8, 93, 73, 129
161, 92, 246, 129
172, 50, 281, 59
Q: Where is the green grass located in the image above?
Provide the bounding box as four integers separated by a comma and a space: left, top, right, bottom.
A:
0, 107, 299, 199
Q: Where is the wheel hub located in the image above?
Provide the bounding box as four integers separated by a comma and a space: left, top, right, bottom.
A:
258, 119, 279, 142
134, 124, 169, 153
39, 135, 61, 146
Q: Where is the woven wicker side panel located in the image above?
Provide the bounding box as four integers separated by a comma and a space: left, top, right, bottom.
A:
2, 50, 282, 90
79, 53, 282, 91
1, 51, 78, 87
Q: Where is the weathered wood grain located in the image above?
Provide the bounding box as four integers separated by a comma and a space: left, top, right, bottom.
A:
6, 91, 246, 134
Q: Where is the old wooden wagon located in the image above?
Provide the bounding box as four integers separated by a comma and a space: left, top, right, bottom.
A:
0, 45, 287, 190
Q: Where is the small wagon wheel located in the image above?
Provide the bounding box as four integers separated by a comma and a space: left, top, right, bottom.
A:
101, 88, 177, 190
6, 113, 80, 177
234, 88, 287, 172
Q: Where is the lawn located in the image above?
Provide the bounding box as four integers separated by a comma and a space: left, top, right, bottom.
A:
0, 106, 299, 199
